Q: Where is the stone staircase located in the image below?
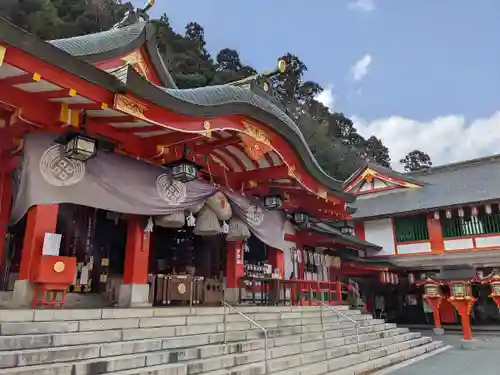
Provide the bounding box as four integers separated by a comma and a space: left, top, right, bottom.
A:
0, 305, 449, 375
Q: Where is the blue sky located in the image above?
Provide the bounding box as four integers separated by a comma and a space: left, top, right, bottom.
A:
140, 0, 500, 169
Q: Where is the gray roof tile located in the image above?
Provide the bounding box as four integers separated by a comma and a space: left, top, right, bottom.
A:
353, 157, 500, 218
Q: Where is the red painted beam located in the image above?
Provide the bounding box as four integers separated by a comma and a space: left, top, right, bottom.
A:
4, 47, 113, 105
0, 74, 35, 86
90, 116, 136, 124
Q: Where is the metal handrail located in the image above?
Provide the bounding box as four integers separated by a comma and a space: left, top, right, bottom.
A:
316, 300, 360, 353
221, 301, 269, 374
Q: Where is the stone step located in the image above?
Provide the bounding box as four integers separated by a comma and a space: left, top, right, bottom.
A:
100, 334, 434, 375
0, 325, 410, 368
0, 312, 369, 336
0, 306, 353, 323
326, 341, 446, 375
0, 317, 387, 351
269, 337, 441, 375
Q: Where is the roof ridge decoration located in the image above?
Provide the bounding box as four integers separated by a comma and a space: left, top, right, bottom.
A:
113, 0, 155, 29
344, 161, 424, 195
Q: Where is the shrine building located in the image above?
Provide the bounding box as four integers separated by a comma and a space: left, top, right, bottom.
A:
348, 156, 500, 324
0, 7, 382, 308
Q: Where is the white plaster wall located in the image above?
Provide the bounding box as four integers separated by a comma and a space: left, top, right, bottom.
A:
475, 235, 500, 248
364, 219, 396, 256
444, 238, 474, 251
397, 242, 432, 254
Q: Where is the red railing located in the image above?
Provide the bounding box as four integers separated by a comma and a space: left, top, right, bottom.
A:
238, 276, 347, 306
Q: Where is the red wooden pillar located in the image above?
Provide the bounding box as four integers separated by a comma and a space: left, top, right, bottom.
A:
226, 240, 244, 288
119, 216, 151, 306
267, 247, 284, 279
123, 217, 150, 285
12, 204, 59, 306
0, 171, 12, 269
19, 205, 59, 281
427, 213, 444, 253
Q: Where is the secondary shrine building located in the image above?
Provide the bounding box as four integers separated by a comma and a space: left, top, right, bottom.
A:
0, 10, 382, 308
348, 156, 500, 325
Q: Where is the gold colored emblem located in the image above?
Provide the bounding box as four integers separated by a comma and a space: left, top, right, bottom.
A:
263, 82, 269, 92
242, 122, 271, 145
277, 59, 287, 73
53, 261, 65, 273
203, 120, 212, 138
114, 94, 148, 121
177, 283, 187, 295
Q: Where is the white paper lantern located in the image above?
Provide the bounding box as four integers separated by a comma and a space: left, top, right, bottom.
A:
457, 207, 465, 217
155, 211, 185, 228
226, 217, 251, 241
206, 192, 232, 221
445, 210, 452, 219
433, 211, 440, 220
193, 206, 222, 236
471, 206, 478, 216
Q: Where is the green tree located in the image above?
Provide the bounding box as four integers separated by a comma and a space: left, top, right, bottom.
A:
400, 150, 432, 172
365, 136, 391, 167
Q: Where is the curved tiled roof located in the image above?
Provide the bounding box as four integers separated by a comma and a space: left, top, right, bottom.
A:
0, 16, 354, 202
49, 22, 147, 57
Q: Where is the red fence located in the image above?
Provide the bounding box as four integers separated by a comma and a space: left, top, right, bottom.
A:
238, 276, 347, 306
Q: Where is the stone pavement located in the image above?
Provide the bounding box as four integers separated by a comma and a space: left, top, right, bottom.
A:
383, 331, 500, 375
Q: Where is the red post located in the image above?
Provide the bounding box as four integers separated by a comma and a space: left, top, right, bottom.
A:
226, 240, 244, 288
0, 171, 12, 269
19, 205, 59, 281
123, 216, 150, 285
448, 298, 476, 341
424, 296, 443, 331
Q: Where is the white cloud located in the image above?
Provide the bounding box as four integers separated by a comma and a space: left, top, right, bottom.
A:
348, 0, 376, 12
315, 85, 336, 110
350, 54, 372, 82
352, 112, 500, 171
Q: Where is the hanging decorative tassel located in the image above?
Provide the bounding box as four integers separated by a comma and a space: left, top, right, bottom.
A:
186, 212, 196, 227
222, 220, 229, 234
485, 204, 492, 215
144, 217, 154, 233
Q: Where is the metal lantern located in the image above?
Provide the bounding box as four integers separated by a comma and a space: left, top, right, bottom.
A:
293, 212, 310, 226
264, 195, 283, 210
167, 160, 199, 183
63, 133, 97, 161
450, 281, 471, 298
433, 211, 440, 220
457, 207, 465, 218
424, 283, 440, 297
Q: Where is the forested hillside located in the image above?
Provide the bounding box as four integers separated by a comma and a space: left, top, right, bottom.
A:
0, 0, 396, 180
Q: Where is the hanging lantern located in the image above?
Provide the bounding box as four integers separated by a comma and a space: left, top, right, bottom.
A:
408, 273, 415, 284
420, 272, 427, 280
164, 145, 200, 183
485, 204, 492, 215
471, 206, 478, 217
193, 206, 222, 236
457, 207, 465, 218
226, 217, 251, 241
206, 192, 232, 221
433, 211, 440, 220
264, 195, 283, 210
59, 132, 97, 162
155, 211, 185, 228
445, 210, 452, 219
293, 212, 310, 226
395, 274, 399, 284
333, 257, 341, 269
